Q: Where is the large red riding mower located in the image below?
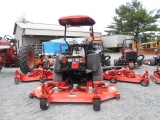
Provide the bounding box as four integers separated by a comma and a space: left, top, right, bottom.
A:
114, 39, 144, 69
0, 35, 18, 71
103, 65, 149, 86
29, 15, 120, 111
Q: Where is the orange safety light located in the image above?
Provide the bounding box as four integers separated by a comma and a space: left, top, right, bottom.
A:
62, 57, 67, 64
82, 57, 86, 63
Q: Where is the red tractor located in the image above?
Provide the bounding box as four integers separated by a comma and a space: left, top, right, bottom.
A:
27, 15, 120, 111
0, 35, 18, 71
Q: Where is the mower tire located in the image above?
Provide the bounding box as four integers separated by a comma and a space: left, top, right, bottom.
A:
29, 93, 34, 99
114, 59, 119, 66
110, 77, 117, 83
40, 98, 49, 110
149, 59, 155, 66
103, 55, 111, 66
40, 77, 45, 83
18, 45, 35, 74
14, 78, 19, 84
141, 79, 149, 86
116, 94, 120, 100
137, 60, 143, 67
0, 65, 2, 71
93, 98, 100, 111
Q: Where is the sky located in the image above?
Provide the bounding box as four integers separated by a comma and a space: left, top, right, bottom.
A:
0, 0, 160, 37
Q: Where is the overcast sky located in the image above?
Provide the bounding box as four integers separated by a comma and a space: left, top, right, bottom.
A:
0, 0, 160, 37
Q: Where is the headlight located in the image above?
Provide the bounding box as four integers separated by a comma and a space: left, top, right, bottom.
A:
67, 58, 72, 62
10, 43, 13, 45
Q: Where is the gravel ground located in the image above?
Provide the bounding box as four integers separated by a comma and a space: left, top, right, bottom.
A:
0, 53, 160, 120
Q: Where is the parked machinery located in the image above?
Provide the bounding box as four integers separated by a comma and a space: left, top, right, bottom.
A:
14, 66, 53, 84
29, 15, 120, 111
143, 48, 160, 66
18, 43, 54, 74
85, 36, 111, 66
150, 66, 160, 84
0, 35, 18, 71
114, 39, 144, 69
103, 65, 149, 86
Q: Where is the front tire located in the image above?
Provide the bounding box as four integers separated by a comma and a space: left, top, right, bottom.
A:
110, 77, 117, 83
93, 98, 100, 111
14, 78, 19, 84
29, 93, 34, 99
141, 79, 149, 86
40, 98, 49, 110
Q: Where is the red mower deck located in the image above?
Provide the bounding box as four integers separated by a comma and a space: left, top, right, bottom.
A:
29, 81, 120, 111
14, 67, 53, 84
103, 66, 149, 86
150, 66, 160, 83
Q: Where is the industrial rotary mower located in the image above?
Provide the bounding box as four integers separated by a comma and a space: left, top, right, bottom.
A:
103, 65, 149, 86
29, 15, 120, 111
14, 66, 53, 84
114, 39, 144, 69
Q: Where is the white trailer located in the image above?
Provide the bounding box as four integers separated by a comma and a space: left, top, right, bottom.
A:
102, 35, 134, 49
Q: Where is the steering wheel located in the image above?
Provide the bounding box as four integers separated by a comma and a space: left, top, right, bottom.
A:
4, 35, 13, 41
73, 44, 82, 51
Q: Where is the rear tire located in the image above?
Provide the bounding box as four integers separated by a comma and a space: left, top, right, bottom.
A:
114, 59, 119, 66
18, 45, 35, 74
149, 59, 155, 66
40, 98, 49, 110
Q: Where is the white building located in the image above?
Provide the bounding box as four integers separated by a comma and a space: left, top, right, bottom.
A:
13, 22, 101, 49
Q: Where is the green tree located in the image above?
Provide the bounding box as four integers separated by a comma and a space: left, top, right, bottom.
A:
18, 13, 32, 23
105, 0, 160, 37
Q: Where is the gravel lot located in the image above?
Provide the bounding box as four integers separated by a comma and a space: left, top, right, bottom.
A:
0, 53, 160, 120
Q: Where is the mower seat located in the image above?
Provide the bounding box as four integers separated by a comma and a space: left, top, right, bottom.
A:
72, 47, 85, 57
